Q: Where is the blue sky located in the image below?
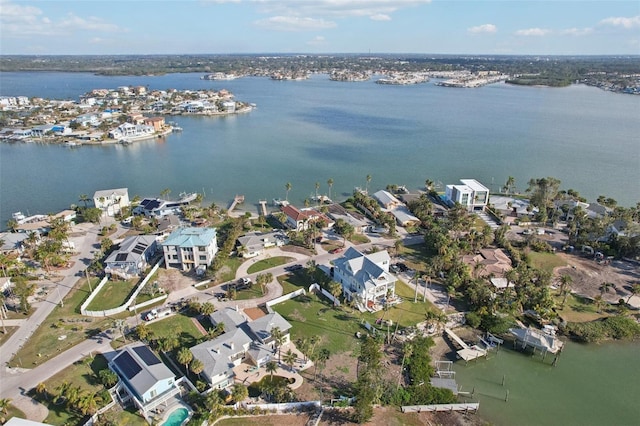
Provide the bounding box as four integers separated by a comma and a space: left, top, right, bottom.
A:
1, 0, 639, 55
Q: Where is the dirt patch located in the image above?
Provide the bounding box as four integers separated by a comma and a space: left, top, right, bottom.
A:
156, 269, 195, 293
554, 253, 639, 304
280, 245, 314, 256
318, 406, 484, 426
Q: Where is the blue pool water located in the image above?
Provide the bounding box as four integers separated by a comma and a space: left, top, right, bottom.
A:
161, 407, 188, 426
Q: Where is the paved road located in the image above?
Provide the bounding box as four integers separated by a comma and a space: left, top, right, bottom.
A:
0, 224, 424, 421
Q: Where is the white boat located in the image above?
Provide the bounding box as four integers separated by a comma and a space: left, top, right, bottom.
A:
273, 198, 290, 207
311, 194, 332, 204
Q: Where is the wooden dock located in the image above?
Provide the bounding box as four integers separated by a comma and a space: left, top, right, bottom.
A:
228, 194, 245, 213
259, 199, 268, 216
402, 403, 479, 413
445, 328, 487, 362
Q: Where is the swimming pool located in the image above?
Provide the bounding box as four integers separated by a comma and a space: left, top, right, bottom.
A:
161, 407, 189, 426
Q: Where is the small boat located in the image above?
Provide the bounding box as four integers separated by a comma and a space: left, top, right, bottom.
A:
273, 198, 290, 207
119, 139, 131, 145
64, 140, 80, 147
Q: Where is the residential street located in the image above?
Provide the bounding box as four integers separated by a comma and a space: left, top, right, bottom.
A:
0, 222, 426, 421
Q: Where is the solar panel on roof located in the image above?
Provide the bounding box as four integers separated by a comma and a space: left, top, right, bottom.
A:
131, 243, 147, 255
115, 253, 128, 262
132, 345, 162, 366
140, 199, 151, 207
114, 351, 142, 380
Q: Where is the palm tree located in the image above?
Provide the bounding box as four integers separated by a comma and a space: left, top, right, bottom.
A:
599, 282, 615, 297
177, 348, 193, 372
78, 194, 90, 208
77, 391, 101, 415
271, 327, 285, 362
160, 188, 171, 200
627, 283, 640, 304
265, 361, 278, 382
365, 174, 372, 194
315, 182, 320, 204
35, 382, 48, 400
314, 348, 330, 382
283, 349, 296, 371
327, 178, 334, 200
594, 294, 604, 313
503, 176, 516, 194
329, 281, 342, 307
231, 383, 249, 403
190, 358, 204, 376
0, 398, 11, 415
397, 341, 413, 389
113, 319, 127, 343
425, 179, 434, 192
285, 182, 292, 201
136, 323, 152, 342
558, 274, 573, 308
413, 271, 422, 303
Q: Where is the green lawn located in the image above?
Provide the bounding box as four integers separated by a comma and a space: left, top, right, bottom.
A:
10, 277, 129, 368
247, 256, 294, 274
234, 286, 266, 301
146, 313, 207, 347
528, 251, 568, 274
361, 280, 437, 328
85, 279, 137, 311
38, 354, 111, 426
0, 326, 18, 346
555, 293, 609, 323
272, 293, 361, 356
216, 257, 244, 283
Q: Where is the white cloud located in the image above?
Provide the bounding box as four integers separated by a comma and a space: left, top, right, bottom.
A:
0, 0, 122, 37
515, 28, 552, 36
58, 14, 120, 33
307, 35, 327, 46
254, 16, 337, 31
254, 0, 430, 20
468, 24, 497, 34
370, 14, 391, 21
561, 27, 593, 36
599, 15, 640, 29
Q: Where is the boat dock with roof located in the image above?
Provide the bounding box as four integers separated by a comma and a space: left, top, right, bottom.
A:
444, 328, 487, 362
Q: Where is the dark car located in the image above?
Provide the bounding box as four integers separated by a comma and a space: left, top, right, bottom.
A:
285, 264, 303, 272
396, 263, 408, 272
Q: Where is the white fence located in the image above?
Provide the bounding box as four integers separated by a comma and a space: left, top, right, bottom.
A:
265, 288, 306, 307
309, 283, 340, 306
81, 262, 162, 317
245, 401, 321, 413
401, 403, 479, 413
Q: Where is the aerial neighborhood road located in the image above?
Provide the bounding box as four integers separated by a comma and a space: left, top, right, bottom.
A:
0, 218, 424, 421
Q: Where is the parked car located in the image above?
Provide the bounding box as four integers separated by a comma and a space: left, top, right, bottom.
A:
285, 264, 303, 272
330, 247, 343, 254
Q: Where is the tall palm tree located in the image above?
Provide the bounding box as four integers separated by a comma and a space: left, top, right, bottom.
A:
327, 178, 334, 200
78, 194, 90, 208
283, 349, 296, 371
315, 182, 320, 203
284, 182, 292, 201
365, 174, 372, 194
314, 348, 330, 382
558, 274, 573, 308
271, 327, 285, 362
177, 347, 193, 372
113, 319, 127, 343
190, 358, 204, 376
413, 271, 422, 303
397, 342, 413, 389
265, 361, 278, 382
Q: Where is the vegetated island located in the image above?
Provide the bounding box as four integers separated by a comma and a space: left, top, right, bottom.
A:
1, 54, 639, 94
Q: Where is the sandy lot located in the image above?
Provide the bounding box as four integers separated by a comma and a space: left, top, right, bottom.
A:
554, 252, 640, 304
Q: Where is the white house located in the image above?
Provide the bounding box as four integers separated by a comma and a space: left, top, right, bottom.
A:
332, 247, 396, 311
190, 307, 292, 389
373, 190, 402, 210
109, 343, 180, 417
162, 227, 218, 271
236, 231, 287, 258
93, 188, 130, 216
104, 235, 158, 278
444, 179, 490, 211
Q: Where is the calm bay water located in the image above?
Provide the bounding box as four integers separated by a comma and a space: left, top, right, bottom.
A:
1, 72, 639, 226
454, 340, 640, 426
1, 71, 639, 424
